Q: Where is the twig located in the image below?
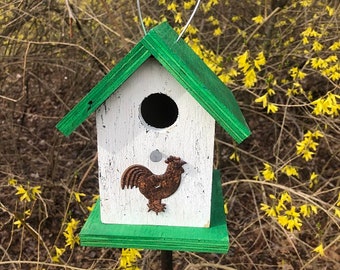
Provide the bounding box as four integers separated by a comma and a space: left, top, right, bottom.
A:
0, 35, 110, 73
0, 260, 87, 270
78, 152, 98, 190
0, 95, 22, 103
245, 7, 281, 45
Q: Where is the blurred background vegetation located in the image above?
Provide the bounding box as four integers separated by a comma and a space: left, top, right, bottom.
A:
0, 0, 339, 269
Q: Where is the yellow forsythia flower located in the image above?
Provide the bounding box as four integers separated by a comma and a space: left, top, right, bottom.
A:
229, 151, 240, 162
301, 27, 321, 38
219, 73, 232, 84
311, 93, 340, 117
186, 24, 198, 35
260, 203, 277, 217
329, 41, 340, 51
30, 186, 41, 199
261, 163, 276, 181
296, 130, 323, 161
278, 206, 302, 231
334, 208, 340, 218
87, 194, 99, 212
120, 248, 142, 269
14, 219, 24, 229
8, 178, 17, 186
15, 185, 31, 202
143, 16, 158, 27
52, 246, 66, 262
289, 67, 306, 80
213, 27, 222, 36
63, 218, 80, 249
311, 57, 328, 69
15, 184, 41, 202
309, 172, 319, 188
167, 2, 178, 11
252, 15, 264, 24
279, 192, 291, 204
313, 244, 324, 256
300, 0, 312, 7
184, 0, 196, 10
235, 51, 249, 71
232, 15, 240, 22
312, 41, 323, 52
73, 192, 86, 202
87, 204, 95, 212
92, 194, 100, 201
300, 204, 318, 217
254, 51, 266, 71
326, 6, 334, 16
207, 16, 219, 26
267, 103, 278, 114
334, 191, 340, 216
281, 165, 299, 177
244, 68, 257, 88
255, 94, 268, 108
228, 68, 239, 77
174, 12, 182, 24
224, 202, 228, 214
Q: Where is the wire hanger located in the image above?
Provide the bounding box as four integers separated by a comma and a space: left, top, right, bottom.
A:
136, 0, 201, 42
137, 0, 147, 35
176, 0, 201, 42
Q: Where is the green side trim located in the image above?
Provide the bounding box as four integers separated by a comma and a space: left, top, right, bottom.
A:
56, 42, 151, 136
143, 23, 251, 143
80, 170, 229, 253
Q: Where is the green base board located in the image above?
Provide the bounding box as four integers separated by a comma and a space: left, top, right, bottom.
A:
80, 170, 229, 253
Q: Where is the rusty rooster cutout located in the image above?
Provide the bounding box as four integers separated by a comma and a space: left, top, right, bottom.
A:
121, 156, 186, 214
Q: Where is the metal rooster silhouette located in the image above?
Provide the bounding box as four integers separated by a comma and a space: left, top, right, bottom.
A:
121, 156, 186, 214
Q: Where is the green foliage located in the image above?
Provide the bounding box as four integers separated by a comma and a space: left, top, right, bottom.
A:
0, 0, 339, 269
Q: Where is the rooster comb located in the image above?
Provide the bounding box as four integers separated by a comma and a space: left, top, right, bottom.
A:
165, 156, 186, 164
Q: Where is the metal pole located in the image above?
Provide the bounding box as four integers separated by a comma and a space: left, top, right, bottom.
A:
160, 250, 173, 270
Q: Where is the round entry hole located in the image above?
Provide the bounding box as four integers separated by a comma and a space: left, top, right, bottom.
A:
140, 93, 178, 129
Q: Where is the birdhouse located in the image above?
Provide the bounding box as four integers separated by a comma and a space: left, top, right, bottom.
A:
56, 22, 251, 253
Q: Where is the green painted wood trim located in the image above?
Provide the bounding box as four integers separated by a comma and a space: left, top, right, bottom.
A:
143, 23, 251, 143
79, 170, 229, 253
56, 43, 151, 136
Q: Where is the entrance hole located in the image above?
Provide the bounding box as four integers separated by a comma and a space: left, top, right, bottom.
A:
140, 93, 178, 129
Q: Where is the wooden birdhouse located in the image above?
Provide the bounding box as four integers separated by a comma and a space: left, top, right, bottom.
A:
56, 22, 251, 253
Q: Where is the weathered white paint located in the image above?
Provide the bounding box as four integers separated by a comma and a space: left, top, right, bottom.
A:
96, 58, 215, 227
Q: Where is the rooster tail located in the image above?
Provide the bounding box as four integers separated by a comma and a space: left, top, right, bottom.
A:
121, 165, 151, 189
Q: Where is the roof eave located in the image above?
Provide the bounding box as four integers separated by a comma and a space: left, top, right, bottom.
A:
56, 42, 151, 136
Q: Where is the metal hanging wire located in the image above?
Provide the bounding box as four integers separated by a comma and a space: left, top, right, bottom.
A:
137, 0, 147, 35
136, 0, 201, 41
176, 0, 201, 42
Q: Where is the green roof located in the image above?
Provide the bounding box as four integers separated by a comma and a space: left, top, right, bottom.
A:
56, 22, 251, 143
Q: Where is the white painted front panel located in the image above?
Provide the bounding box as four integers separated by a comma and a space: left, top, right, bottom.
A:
96, 58, 215, 227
